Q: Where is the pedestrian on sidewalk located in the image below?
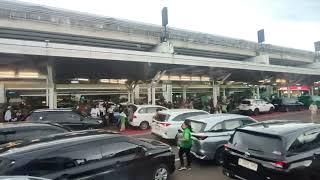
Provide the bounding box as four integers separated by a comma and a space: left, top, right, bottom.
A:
309, 102, 318, 122
178, 120, 193, 171
4, 106, 12, 122
119, 110, 127, 132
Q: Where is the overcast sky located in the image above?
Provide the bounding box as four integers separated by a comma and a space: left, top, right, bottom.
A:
21, 0, 320, 51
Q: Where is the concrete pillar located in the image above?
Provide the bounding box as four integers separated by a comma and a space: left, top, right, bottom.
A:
311, 87, 314, 96
222, 88, 226, 99
256, 86, 260, 99
162, 83, 173, 102
0, 83, 6, 104
212, 81, 218, 108
147, 87, 151, 104
167, 84, 173, 102
134, 84, 140, 104
151, 86, 156, 105
47, 61, 57, 109
182, 86, 187, 101
287, 86, 291, 98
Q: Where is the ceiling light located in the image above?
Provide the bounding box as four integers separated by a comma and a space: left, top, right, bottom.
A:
18, 72, 39, 78
75, 78, 89, 81
191, 76, 201, 81
71, 80, 79, 84
100, 79, 110, 83
0, 71, 15, 78
201, 76, 210, 82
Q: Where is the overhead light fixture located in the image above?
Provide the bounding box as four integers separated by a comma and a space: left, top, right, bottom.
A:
201, 76, 210, 82
296, 84, 301, 86
71, 80, 79, 84
191, 76, 201, 81
180, 76, 191, 81
18, 72, 39, 78
170, 75, 180, 81
100, 79, 110, 83
160, 75, 169, 81
243, 82, 248, 85
75, 78, 89, 82
0, 71, 15, 78
118, 79, 127, 84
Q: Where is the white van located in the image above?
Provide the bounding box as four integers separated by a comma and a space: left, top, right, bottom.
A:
128, 105, 167, 130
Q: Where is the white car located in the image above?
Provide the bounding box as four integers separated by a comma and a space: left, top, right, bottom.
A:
238, 99, 275, 115
129, 105, 167, 130
151, 109, 209, 140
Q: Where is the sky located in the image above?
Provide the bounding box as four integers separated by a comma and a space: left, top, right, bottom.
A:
20, 0, 320, 51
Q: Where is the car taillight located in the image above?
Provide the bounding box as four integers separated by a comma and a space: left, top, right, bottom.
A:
159, 122, 171, 127
273, 161, 287, 169
193, 135, 208, 140
224, 144, 230, 151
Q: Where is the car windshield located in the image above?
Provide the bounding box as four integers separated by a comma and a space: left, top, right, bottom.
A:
231, 130, 284, 159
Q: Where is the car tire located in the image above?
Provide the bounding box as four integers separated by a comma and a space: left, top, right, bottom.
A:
253, 108, 260, 116
153, 164, 169, 180
140, 121, 149, 130
269, 107, 274, 113
215, 147, 225, 166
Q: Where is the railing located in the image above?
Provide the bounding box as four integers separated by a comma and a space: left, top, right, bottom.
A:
0, 0, 315, 59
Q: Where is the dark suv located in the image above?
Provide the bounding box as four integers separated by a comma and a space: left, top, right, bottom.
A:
0, 130, 175, 180
0, 122, 70, 145
25, 109, 103, 130
223, 120, 320, 180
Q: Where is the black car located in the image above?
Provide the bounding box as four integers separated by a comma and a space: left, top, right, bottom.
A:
0, 122, 70, 145
25, 109, 103, 130
223, 120, 320, 180
0, 130, 175, 180
272, 98, 304, 112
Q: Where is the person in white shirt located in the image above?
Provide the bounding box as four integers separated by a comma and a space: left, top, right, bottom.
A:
90, 105, 100, 118
309, 102, 318, 122
4, 106, 12, 122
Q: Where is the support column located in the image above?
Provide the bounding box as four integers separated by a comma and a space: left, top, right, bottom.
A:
287, 86, 291, 98
222, 88, 226, 99
127, 92, 131, 103
151, 86, 156, 105
256, 86, 260, 99
47, 60, 57, 109
167, 84, 172, 102
182, 86, 187, 102
147, 87, 151, 104
311, 87, 314, 96
0, 83, 6, 104
212, 81, 218, 109
134, 84, 140, 104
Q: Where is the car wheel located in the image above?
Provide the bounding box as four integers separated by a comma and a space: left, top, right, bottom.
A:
153, 164, 169, 180
269, 107, 274, 113
253, 108, 259, 116
215, 147, 225, 165
140, 121, 149, 130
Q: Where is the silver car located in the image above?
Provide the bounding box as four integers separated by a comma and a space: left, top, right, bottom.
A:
187, 114, 257, 165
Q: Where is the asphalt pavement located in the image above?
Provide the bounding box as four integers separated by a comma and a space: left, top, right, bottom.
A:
135, 110, 314, 180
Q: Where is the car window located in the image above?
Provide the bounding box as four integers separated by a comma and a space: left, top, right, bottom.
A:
288, 129, 320, 154
147, 107, 159, 113
224, 120, 242, 131
210, 123, 223, 132
138, 108, 147, 114
190, 121, 206, 133
46, 112, 80, 122
24, 141, 102, 176
29, 112, 46, 121
242, 118, 256, 126
101, 141, 138, 158
172, 113, 187, 121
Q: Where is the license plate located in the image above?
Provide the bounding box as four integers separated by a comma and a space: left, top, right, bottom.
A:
238, 158, 258, 171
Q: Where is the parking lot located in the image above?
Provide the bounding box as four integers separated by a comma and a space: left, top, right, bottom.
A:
135, 110, 313, 180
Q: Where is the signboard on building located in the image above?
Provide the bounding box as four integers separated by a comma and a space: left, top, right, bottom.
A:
315, 41, 320, 52
257, 29, 265, 43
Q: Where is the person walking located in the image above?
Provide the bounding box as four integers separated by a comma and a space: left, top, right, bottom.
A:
4, 106, 12, 122
178, 120, 193, 171
90, 104, 100, 118
119, 110, 127, 132
309, 102, 318, 122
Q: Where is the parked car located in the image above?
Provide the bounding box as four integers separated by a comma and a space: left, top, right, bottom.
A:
223, 120, 320, 180
238, 99, 275, 115
0, 130, 175, 180
151, 109, 209, 140
0, 122, 70, 145
25, 108, 104, 130
184, 114, 257, 165
0, 176, 50, 180
272, 97, 304, 112
129, 105, 167, 130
